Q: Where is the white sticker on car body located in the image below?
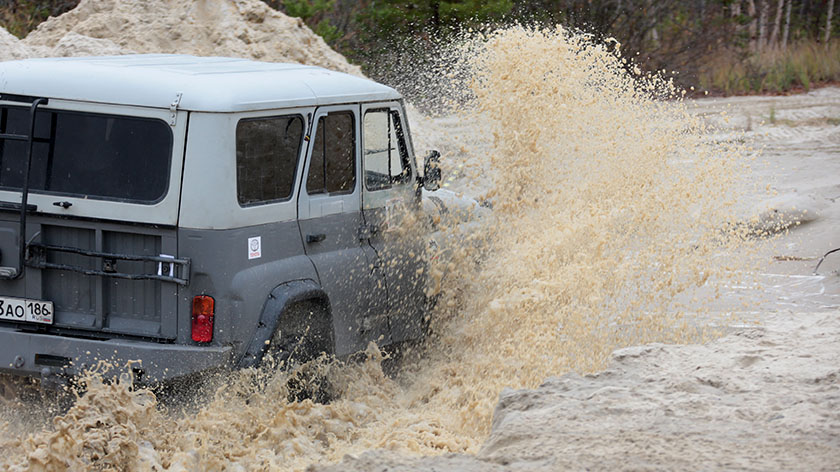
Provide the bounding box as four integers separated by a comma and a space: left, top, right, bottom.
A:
248, 236, 262, 260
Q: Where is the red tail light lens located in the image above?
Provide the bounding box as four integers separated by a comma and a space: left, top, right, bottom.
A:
191, 295, 214, 343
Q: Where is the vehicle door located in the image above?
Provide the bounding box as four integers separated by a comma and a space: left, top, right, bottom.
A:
360, 103, 427, 343
0, 100, 185, 342
297, 106, 388, 355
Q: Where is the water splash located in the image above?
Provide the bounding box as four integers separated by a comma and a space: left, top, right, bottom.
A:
0, 25, 754, 471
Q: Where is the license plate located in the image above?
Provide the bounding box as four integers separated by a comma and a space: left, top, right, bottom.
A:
0, 296, 54, 325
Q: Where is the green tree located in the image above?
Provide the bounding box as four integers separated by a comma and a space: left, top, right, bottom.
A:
0, 0, 78, 38
361, 0, 513, 39
265, 0, 343, 43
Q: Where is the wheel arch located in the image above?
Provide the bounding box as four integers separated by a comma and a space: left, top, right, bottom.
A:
237, 279, 332, 369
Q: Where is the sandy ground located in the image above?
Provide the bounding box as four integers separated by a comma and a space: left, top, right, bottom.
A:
317, 312, 839, 471
313, 89, 840, 471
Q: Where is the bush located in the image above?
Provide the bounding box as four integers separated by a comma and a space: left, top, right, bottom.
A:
0, 0, 78, 38
698, 40, 840, 95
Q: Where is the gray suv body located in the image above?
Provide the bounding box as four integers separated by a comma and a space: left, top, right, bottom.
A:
0, 55, 436, 384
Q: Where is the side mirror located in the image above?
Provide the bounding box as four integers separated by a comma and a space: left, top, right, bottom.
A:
423, 150, 442, 191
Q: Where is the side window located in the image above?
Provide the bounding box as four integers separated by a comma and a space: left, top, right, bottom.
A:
363, 109, 412, 191
306, 111, 356, 195
236, 115, 303, 206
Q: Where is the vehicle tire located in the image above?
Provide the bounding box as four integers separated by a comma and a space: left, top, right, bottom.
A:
267, 300, 334, 403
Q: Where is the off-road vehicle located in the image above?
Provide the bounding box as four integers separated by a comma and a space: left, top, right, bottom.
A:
0, 54, 442, 386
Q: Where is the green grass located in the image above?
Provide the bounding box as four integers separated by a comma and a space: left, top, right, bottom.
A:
699, 40, 840, 95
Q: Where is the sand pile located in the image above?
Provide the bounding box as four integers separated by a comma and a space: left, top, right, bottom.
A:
0, 0, 360, 75
0, 27, 34, 61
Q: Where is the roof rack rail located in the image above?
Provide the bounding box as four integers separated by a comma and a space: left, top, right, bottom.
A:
0, 94, 49, 105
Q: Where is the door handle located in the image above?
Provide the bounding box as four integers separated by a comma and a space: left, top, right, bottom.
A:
306, 233, 326, 243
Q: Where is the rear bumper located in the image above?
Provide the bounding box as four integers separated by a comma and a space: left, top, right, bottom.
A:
0, 328, 232, 384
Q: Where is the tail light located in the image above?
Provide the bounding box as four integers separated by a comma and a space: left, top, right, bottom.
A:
191, 295, 214, 343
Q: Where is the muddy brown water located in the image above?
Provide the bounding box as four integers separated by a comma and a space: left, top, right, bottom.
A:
1, 26, 837, 471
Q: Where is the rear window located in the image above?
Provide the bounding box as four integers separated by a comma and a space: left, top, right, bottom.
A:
0, 106, 173, 203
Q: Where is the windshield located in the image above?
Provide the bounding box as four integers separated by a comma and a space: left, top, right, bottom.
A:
0, 106, 173, 204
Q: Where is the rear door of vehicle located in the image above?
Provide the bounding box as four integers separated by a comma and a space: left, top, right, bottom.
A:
0, 98, 186, 340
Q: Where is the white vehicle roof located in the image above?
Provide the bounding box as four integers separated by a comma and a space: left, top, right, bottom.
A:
0, 54, 401, 112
